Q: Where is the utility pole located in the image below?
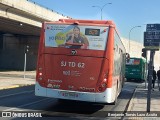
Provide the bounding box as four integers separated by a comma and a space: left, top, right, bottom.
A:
129, 26, 141, 53
147, 50, 155, 112
24, 45, 29, 79
92, 3, 112, 20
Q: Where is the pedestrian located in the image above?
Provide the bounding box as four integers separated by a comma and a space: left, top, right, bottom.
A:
152, 66, 157, 90
157, 67, 160, 91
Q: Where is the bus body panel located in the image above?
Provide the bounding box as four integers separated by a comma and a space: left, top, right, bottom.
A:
42, 54, 108, 92
35, 19, 126, 104
35, 82, 114, 103
113, 30, 126, 95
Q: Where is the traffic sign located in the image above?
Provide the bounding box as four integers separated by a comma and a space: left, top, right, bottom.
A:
144, 31, 160, 39
144, 24, 160, 49
144, 31, 160, 41
146, 24, 160, 31
144, 41, 160, 46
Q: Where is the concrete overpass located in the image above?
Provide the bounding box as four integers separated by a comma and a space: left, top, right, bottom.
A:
0, 0, 70, 36
0, 0, 70, 70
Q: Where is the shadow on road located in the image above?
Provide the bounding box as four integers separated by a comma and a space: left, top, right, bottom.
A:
46, 99, 105, 114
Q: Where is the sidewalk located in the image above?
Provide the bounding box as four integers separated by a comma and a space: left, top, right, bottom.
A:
125, 82, 160, 120
0, 71, 36, 90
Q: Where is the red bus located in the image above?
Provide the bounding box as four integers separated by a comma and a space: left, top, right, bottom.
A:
35, 19, 126, 104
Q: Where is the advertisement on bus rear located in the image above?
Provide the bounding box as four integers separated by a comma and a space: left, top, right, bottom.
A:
45, 24, 108, 50
126, 59, 140, 65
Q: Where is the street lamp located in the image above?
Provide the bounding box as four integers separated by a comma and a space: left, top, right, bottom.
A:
92, 3, 112, 20
129, 26, 141, 53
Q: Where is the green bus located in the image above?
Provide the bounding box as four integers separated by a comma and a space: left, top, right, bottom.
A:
125, 57, 147, 82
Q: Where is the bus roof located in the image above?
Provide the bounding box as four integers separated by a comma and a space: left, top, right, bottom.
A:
44, 19, 116, 27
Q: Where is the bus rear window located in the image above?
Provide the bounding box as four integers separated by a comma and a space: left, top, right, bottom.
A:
126, 59, 140, 65
45, 24, 108, 50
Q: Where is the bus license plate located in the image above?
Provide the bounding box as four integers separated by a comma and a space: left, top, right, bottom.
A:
61, 91, 78, 98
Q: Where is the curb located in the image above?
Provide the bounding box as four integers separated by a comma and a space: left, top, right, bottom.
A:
0, 84, 34, 90
126, 86, 137, 112
0, 85, 20, 90
126, 83, 147, 112
121, 86, 137, 120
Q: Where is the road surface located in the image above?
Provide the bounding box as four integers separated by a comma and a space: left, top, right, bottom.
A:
0, 82, 138, 119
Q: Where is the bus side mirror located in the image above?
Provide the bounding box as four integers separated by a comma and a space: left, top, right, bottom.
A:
126, 53, 130, 62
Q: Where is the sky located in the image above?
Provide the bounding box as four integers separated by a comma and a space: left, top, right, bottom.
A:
29, 0, 160, 43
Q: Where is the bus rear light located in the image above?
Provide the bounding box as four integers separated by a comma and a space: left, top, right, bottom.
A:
39, 72, 42, 76
101, 82, 107, 88
104, 78, 107, 82
98, 84, 106, 92
98, 87, 103, 92
39, 67, 42, 70
102, 77, 107, 87
98, 79, 107, 92
37, 70, 43, 81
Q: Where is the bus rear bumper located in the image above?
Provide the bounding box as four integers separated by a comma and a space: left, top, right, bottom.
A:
35, 82, 114, 103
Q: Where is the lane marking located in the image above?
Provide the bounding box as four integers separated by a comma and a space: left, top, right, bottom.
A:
0, 90, 34, 98
4, 98, 50, 111
0, 84, 34, 90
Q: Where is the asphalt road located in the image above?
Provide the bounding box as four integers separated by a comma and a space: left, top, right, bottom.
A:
0, 82, 138, 120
